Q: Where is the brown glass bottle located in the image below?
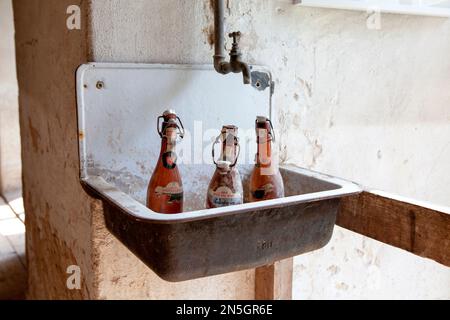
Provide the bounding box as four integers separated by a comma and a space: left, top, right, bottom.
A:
206, 126, 243, 209
249, 117, 285, 202
147, 110, 185, 214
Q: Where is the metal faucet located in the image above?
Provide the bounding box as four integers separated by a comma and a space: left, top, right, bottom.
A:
213, 0, 252, 85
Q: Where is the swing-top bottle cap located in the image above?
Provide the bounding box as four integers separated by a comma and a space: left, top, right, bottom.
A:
222, 125, 238, 132
256, 116, 269, 124
163, 109, 177, 117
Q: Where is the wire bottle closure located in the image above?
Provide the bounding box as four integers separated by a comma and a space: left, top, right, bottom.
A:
212, 132, 241, 168
157, 115, 185, 142
256, 118, 275, 143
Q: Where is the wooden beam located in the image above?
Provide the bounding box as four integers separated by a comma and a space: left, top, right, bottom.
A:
337, 191, 450, 267
255, 258, 293, 300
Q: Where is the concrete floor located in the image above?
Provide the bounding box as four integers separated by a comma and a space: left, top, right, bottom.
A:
0, 195, 26, 300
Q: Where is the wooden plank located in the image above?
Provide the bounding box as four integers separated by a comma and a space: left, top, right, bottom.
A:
337, 191, 450, 267
255, 258, 293, 300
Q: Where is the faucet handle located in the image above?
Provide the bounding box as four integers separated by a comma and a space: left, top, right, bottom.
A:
228, 31, 241, 45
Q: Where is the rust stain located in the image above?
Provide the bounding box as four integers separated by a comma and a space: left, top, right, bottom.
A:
28, 118, 41, 153
203, 26, 215, 48
79, 131, 85, 141
202, 0, 215, 49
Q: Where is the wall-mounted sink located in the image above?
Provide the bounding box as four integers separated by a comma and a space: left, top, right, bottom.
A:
77, 63, 361, 281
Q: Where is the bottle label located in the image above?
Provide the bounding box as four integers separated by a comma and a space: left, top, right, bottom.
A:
252, 183, 275, 200
162, 151, 178, 169
155, 182, 183, 203
208, 186, 243, 208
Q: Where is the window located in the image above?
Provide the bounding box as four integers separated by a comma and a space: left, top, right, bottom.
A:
294, 0, 450, 17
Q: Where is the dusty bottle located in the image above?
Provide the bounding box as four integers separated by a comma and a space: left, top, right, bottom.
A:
206, 126, 244, 209
249, 116, 285, 202
147, 110, 185, 214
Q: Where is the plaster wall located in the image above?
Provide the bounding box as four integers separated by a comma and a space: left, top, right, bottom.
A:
89, 0, 450, 299
0, 0, 21, 197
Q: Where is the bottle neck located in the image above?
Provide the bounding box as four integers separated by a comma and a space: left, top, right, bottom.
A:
160, 137, 176, 154
256, 127, 273, 168
158, 126, 179, 171
220, 132, 238, 164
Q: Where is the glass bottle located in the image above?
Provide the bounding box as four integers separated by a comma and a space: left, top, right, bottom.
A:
147, 110, 185, 214
206, 126, 244, 209
249, 116, 285, 202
